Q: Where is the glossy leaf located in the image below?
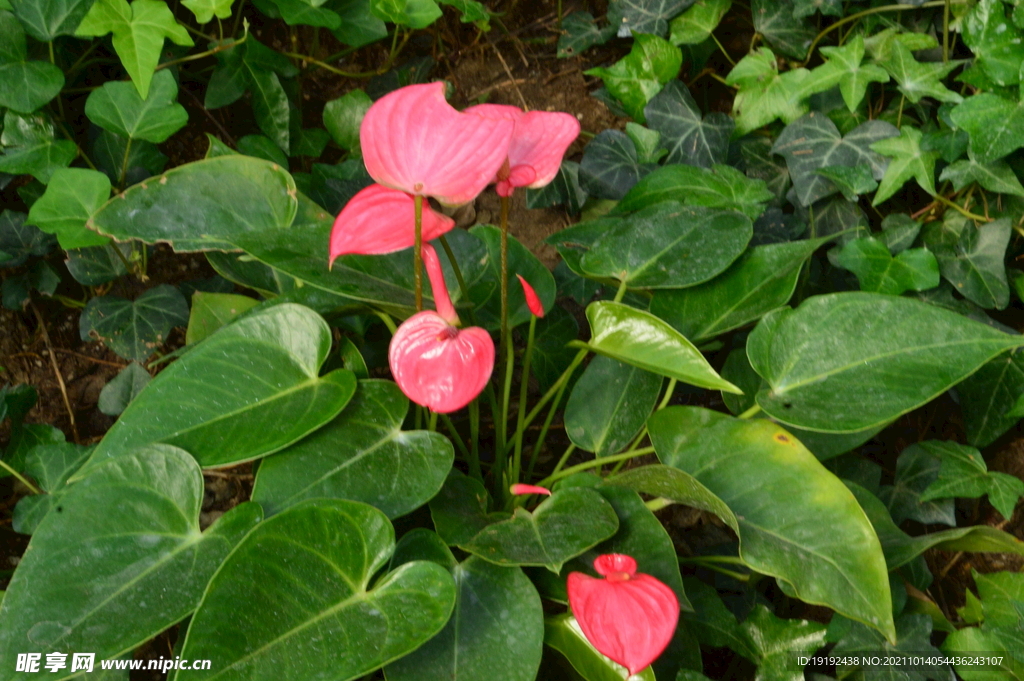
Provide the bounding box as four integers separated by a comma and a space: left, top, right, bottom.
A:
525, 161, 588, 215
584, 301, 742, 392
578, 130, 654, 200
940, 158, 1024, 197
323, 88, 371, 153
10, 442, 90, 534
950, 94, 1024, 164
0, 209, 55, 268
958, 349, 1024, 447
76, 304, 356, 473
963, 0, 1024, 86
772, 113, 897, 207
79, 285, 189, 361
173, 499, 456, 681
0, 111, 77, 183
330, 0, 387, 46
565, 356, 662, 456
252, 379, 453, 518
91, 128, 167, 185
607, 0, 692, 37
557, 11, 614, 57
430, 470, 504, 546
85, 69, 187, 143
89, 155, 298, 251
926, 217, 1011, 310
460, 487, 619, 572
748, 292, 1024, 432
871, 126, 939, 205
740, 605, 827, 681
184, 291, 258, 345
669, 0, 730, 45
0, 446, 262, 681
181, 0, 232, 22
878, 443, 956, 526
643, 80, 733, 168
918, 440, 1024, 520
65, 243, 131, 285
26, 168, 111, 249
649, 407, 895, 641
835, 237, 939, 296
751, 0, 814, 59
369, 0, 441, 28
75, 0, 193, 99
613, 163, 773, 219
2, 260, 58, 309
681, 578, 758, 659
0, 18, 64, 115
649, 237, 827, 342
9, 0, 95, 40
584, 34, 682, 123
828, 613, 947, 681
607, 464, 738, 531
544, 614, 656, 681
385, 556, 544, 681
97, 361, 151, 416
531, 306, 581, 393
817, 34, 890, 112
581, 203, 750, 288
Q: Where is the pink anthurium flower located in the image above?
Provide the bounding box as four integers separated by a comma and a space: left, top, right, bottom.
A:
567, 554, 679, 676
510, 483, 551, 496
465, 104, 581, 197
329, 184, 455, 263
389, 244, 495, 413
360, 82, 515, 206
516, 274, 545, 318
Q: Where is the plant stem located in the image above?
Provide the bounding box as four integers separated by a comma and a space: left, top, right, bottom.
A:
119, 137, 133, 190
611, 425, 649, 475
413, 195, 423, 312
896, 94, 906, 129
500, 328, 514, 472
549, 443, 577, 480
373, 310, 397, 335
538, 447, 657, 487
158, 36, 245, 70
657, 378, 677, 410
0, 458, 42, 495
438, 234, 476, 326
943, 0, 950, 62
524, 371, 570, 482
936, 194, 992, 222
509, 347, 588, 457
613, 279, 628, 303
802, 1, 945, 65
498, 195, 511, 368
710, 33, 736, 66
439, 413, 470, 459
679, 554, 746, 565
469, 399, 483, 483
428, 410, 438, 432
511, 315, 537, 483
738, 404, 762, 419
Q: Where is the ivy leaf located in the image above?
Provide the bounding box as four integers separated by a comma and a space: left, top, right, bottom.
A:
879, 214, 922, 254
329, 0, 387, 47
740, 137, 790, 200
874, 36, 963, 105
323, 88, 371, 152
9, 0, 95, 40
668, 0, 730, 45
584, 33, 682, 123
607, 0, 693, 38
79, 284, 190, 361
578, 130, 656, 199
2, 260, 59, 310
65, 243, 132, 285
85, 68, 188, 143
526, 161, 588, 216
829, 614, 948, 681
870, 126, 939, 205
939, 158, 1024, 197
0, 11, 65, 113
816, 164, 878, 200
181, 0, 231, 22
438, 0, 491, 28
0, 111, 77, 184
792, 0, 840, 18
772, 112, 897, 206
835, 237, 939, 296
924, 216, 1011, 310
369, 0, 441, 29
751, 0, 815, 59
643, 79, 733, 168
26, 168, 111, 249
625, 122, 664, 164
817, 35, 890, 112
918, 440, 1024, 520
98, 361, 151, 416
75, 0, 194, 99
557, 11, 615, 57
958, 349, 1024, 447
741, 605, 828, 681
270, 0, 341, 28
878, 444, 956, 526
949, 93, 1024, 164
963, 0, 1024, 87
0, 210, 55, 268
91, 128, 167, 185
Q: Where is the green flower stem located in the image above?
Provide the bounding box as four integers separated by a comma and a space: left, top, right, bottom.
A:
373, 310, 398, 335
438, 233, 476, 325
506, 347, 588, 459
549, 443, 577, 481
611, 425, 651, 475
510, 314, 537, 484
469, 399, 483, 483
802, 1, 945, 65
680, 554, 746, 565
613, 279, 628, 303
657, 378, 677, 410
538, 446, 657, 488
943, 0, 951, 62
158, 36, 245, 71
498, 194, 511, 374
413, 194, 424, 312
523, 356, 577, 482
500, 329, 514, 469
679, 558, 750, 582
0, 459, 41, 495
710, 32, 736, 67
738, 404, 762, 419
428, 410, 438, 432
439, 412, 470, 460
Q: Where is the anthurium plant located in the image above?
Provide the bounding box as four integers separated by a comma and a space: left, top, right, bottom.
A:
2, 0, 1024, 679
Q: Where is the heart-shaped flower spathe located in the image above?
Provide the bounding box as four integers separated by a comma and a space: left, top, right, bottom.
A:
465, 103, 580, 197
329, 184, 455, 262
566, 554, 679, 676
360, 82, 515, 206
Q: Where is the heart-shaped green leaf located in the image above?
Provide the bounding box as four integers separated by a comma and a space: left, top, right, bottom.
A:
26, 167, 111, 249
584, 301, 742, 392
430, 470, 504, 546
557, 11, 614, 57
835, 237, 939, 296
252, 379, 454, 518
85, 69, 187, 143
65, 243, 131, 285
98, 361, 151, 416
0, 445, 262, 681
385, 555, 544, 681
614, 163, 773, 219
878, 444, 955, 526
649, 407, 895, 642
11, 442, 90, 534
565, 356, 662, 456
649, 237, 827, 343
89, 155, 298, 252
323, 88, 371, 152
748, 292, 1024, 432
669, 0, 730, 45
0, 110, 77, 183
581, 203, 751, 289
751, 0, 814, 58
950, 93, 1024, 164
173, 499, 456, 681
584, 34, 681, 123
79, 284, 189, 361
76, 304, 356, 475
184, 291, 259, 345
607, 464, 738, 531
544, 614, 656, 681
0, 13, 64, 114
460, 487, 619, 572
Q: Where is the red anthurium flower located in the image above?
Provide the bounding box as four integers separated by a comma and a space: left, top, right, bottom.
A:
388, 244, 495, 413
329, 184, 455, 263
465, 104, 581, 197
516, 274, 545, 318
360, 82, 515, 206
567, 554, 679, 676
510, 483, 551, 496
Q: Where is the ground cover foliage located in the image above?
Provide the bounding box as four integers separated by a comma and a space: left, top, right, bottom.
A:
2, 0, 1024, 679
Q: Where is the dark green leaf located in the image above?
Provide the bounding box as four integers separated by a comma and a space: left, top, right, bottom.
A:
85, 69, 187, 143
608, 0, 693, 37
0, 209, 55, 267
607, 464, 738, 531
918, 440, 1024, 520
613, 163, 774, 218
291, 127, 330, 157
669, 0, 730, 45
650, 407, 895, 641
26, 168, 111, 249
958, 349, 1024, 447
751, 0, 814, 59
815, 164, 878, 200
237, 134, 289, 166
835, 237, 939, 296
578, 130, 654, 200
740, 137, 790, 201
184, 291, 260, 344
91, 128, 167, 185
525, 161, 588, 215
323, 88, 371, 152
251, 379, 454, 518
682, 578, 758, 659
963, 0, 1024, 87
830, 613, 949, 681
430, 470, 502, 546
878, 443, 956, 526
531, 306, 580, 393
581, 203, 751, 288
0, 110, 77, 183
65, 243, 131, 285
644, 80, 733, 168
557, 11, 614, 57
271, 0, 341, 28
11, 442, 90, 534
584, 33, 682, 122
739, 605, 828, 681
369, 0, 441, 28
925, 216, 1011, 309
97, 361, 151, 416
79, 285, 188, 361
329, 0, 387, 46
2, 260, 59, 309
879, 214, 922, 254
950, 93, 1024, 164
565, 356, 662, 456
10, 0, 95, 40
0, 446, 261, 677
174, 499, 455, 681
749, 293, 1024, 432
0, 54, 64, 114
939, 158, 1024, 196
